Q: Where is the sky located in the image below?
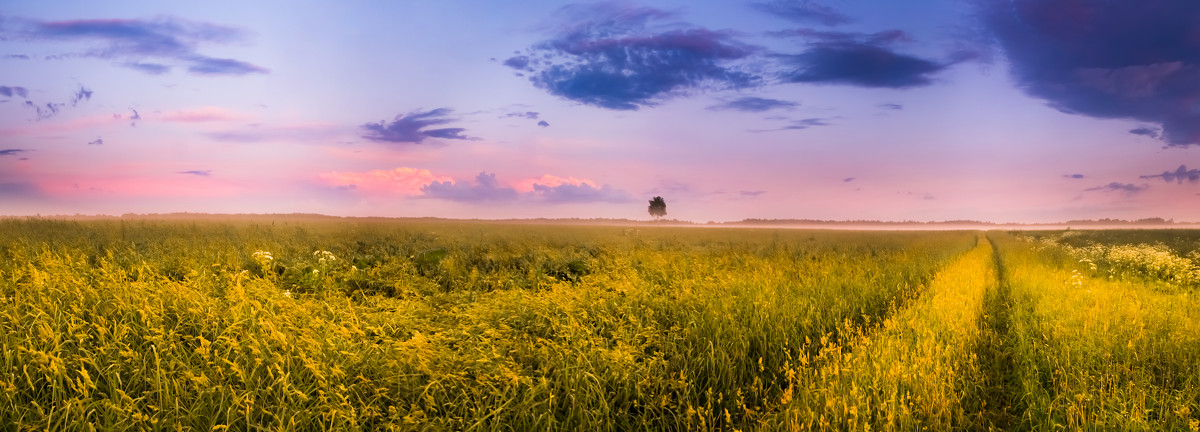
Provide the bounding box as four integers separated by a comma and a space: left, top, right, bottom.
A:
3, 0, 1200, 223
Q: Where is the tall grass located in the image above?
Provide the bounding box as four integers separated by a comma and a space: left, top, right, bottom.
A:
991, 231, 1200, 431
0, 218, 976, 430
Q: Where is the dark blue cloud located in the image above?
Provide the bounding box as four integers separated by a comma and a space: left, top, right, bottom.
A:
422, 172, 518, 202
1085, 182, 1149, 194
1140, 165, 1200, 184
6, 16, 267, 76
537, 120, 550, 127
532, 182, 630, 203
361, 108, 477, 144
779, 44, 948, 88
0, 86, 28, 98
769, 27, 957, 89
707, 96, 797, 112
979, 0, 1200, 146
1129, 127, 1160, 139
0, 149, 30, 157
514, 4, 759, 110
751, 0, 851, 26
178, 170, 211, 177
4, 54, 31, 60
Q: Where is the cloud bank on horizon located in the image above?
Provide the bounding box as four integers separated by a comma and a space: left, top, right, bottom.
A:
2, 0, 1200, 222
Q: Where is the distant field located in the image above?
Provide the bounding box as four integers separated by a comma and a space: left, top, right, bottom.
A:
0, 219, 1197, 431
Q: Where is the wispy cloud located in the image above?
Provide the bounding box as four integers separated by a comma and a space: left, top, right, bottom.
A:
1085, 182, 1149, 195
751, 0, 851, 26
878, 103, 903, 110
1140, 165, 1200, 184
772, 28, 956, 89
4, 16, 268, 76
87, 137, 103, 146
707, 96, 797, 112
177, 170, 211, 176
508, 3, 759, 110
979, 0, 1200, 145
1063, 174, 1085, 179
0, 149, 31, 157
361, 108, 476, 144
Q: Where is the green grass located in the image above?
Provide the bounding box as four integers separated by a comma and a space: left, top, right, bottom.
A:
0, 218, 1197, 430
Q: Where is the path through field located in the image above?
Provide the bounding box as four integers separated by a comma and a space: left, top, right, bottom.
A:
768, 234, 1024, 430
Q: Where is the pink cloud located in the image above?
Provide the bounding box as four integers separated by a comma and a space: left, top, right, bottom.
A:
317, 167, 451, 195
514, 174, 597, 192
155, 106, 253, 123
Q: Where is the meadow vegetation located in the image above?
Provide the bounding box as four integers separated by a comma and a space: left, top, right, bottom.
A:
0, 218, 1196, 430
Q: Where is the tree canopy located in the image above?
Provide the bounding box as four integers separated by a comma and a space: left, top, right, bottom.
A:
648, 196, 667, 220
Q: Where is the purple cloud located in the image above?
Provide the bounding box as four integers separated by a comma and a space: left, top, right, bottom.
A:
878, 103, 903, 110
0, 86, 29, 98
7, 16, 267, 76
707, 96, 798, 112
71, 86, 92, 106
514, 3, 759, 110
186, 56, 269, 75
422, 172, 518, 202
123, 62, 170, 75
1129, 127, 1160, 139
740, 190, 766, 197
1085, 182, 1149, 194
178, 170, 212, 177
532, 182, 630, 203
0, 149, 30, 157
537, 120, 550, 127
843, 177, 855, 182
1063, 174, 1085, 179
504, 111, 539, 119
361, 108, 477, 144
1140, 165, 1200, 184
87, 138, 103, 146
751, 0, 851, 26
503, 55, 531, 70
979, 0, 1200, 146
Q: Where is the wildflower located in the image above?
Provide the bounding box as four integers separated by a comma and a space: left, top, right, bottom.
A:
314, 250, 337, 263
283, 290, 292, 299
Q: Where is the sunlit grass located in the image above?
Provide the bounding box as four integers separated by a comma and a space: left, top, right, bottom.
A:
0, 219, 1197, 430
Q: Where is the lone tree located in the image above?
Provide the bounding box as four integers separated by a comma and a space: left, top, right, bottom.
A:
648, 196, 667, 220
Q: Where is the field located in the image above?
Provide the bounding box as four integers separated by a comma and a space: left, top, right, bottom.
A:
0, 218, 1198, 431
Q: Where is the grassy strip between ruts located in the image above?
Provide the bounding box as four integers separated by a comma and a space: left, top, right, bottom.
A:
754, 234, 1000, 431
